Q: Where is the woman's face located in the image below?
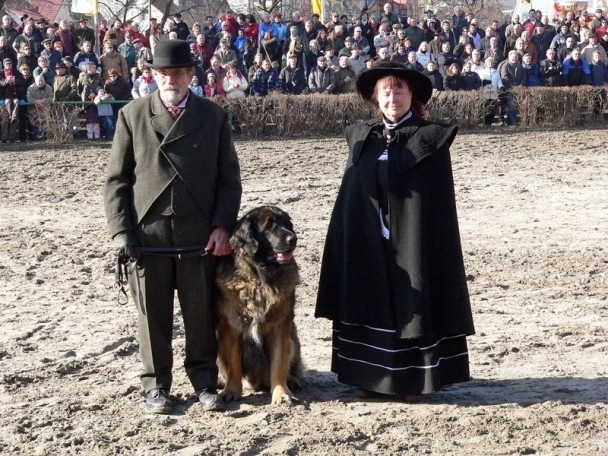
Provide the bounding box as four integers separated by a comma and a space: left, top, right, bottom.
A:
375, 77, 412, 122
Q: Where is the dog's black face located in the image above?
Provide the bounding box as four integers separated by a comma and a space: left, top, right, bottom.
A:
231, 206, 297, 264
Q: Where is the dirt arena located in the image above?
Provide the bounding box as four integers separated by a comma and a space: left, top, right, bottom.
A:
1, 128, 607, 455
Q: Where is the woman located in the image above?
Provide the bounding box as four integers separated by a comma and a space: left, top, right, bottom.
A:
460, 61, 482, 90
444, 62, 464, 91
416, 41, 435, 67
315, 61, 474, 400
315, 29, 329, 54
222, 63, 249, 98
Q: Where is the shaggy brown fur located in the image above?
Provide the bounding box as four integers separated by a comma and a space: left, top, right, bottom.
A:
214, 206, 303, 405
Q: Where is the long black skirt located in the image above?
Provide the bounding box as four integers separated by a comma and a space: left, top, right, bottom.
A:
331, 320, 471, 396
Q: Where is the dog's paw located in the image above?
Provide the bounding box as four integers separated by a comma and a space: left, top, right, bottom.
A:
220, 387, 242, 402
271, 386, 298, 406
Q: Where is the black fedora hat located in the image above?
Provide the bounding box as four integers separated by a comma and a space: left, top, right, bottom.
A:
355, 61, 433, 105
145, 40, 198, 69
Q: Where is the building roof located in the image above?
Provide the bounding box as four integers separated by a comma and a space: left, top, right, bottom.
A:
5, 0, 66, 25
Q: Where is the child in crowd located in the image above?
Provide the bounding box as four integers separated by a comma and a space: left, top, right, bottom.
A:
204, 73, 225, 97
189, 76, 203, 96
94, 88, 115, 139
85, 90, 100, 140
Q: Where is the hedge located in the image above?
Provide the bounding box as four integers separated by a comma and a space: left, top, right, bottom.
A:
215, 86, 608, 138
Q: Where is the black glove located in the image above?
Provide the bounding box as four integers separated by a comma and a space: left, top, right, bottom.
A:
113, 231, 140, 261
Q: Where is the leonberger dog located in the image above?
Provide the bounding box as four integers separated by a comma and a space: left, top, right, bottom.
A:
214, 206, 303, 405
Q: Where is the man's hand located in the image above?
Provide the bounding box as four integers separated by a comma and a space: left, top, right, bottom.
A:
205, 227, 231, 256
113, 231, 139, 261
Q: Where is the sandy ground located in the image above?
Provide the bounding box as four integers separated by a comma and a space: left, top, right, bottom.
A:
0, 128, 607, 455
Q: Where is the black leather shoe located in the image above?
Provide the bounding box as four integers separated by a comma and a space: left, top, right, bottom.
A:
145, 388, 173, 414
196, 389, 225, 411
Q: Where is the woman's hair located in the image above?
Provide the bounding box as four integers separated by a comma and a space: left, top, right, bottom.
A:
264, 30, 273, 40
370, 75, 427, 119
447, 63, 461, 75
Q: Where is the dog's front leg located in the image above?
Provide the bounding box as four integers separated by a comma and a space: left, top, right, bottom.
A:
268, 324, 296, 405
217, 319, 243, 402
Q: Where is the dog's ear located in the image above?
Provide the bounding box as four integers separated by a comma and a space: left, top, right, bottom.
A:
231, 216, 258, 256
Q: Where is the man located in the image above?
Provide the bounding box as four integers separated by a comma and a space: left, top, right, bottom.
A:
118, 32, 137, 72
333, 55, 355, 93
539, 47, 563, 86
352, 26, 370, 55
103, 40, 241, 414
279, 52, 307, 94
40, 38, 61, 70
404, 17, 426, 50
582, 35, 608, 65
100, 41, 128, 81
380, 3, 400, 29
74, 40, 100, 73
0, 15, 19, 46
308, 55, 335, 93
194, 34, 214, 70
26, 74, 53, 138
348, 45, 366, 75
133, 38, 153, 64
173, 13, 190, 41
500, 50, 526, 124
13, 23, 40, 57
52, 61, 77, 101
74, 18, 96, 49
562, 48, 591, 86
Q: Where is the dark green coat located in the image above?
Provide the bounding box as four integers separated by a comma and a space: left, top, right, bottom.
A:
315, 115, 474, 339
104, 92, 242, 239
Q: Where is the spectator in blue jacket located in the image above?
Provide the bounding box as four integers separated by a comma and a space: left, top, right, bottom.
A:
250, 58, 280, 96
522, 53, 541, 86
589, 50, 608, 85
562, 49, 592, 85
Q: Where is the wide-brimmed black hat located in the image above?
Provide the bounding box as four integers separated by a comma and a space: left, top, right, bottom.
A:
355, 61, 433, 105
145, 40, 198, 69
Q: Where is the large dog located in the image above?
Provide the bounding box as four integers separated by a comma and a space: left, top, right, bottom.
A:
214, 206, 303, 405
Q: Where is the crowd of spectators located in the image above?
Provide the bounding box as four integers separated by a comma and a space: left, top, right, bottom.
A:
1, 4, 608, 141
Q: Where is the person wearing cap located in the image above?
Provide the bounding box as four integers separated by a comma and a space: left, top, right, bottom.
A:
133, 37, 153, 64
32, 55, 55, 85
52, 61, 77, 101
307, 55, 335, 93
279, 52, 306, 94
352, 26, 370, 55
61, 55, 80, 79
0, 57, 25, 142
74, 18, 95, 49
590, 9, 606, 34
315, 61, 474, 401
118, 32, 137, 72
338, 36, 355, 58
104, 39, 241, 414
172, 13, 190, 41
40, 38, 61, 71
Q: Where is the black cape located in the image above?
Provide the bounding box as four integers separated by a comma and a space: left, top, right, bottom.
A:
315, 115, 475, 339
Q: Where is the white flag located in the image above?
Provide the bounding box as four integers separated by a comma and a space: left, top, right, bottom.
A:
72, 0, 95, 14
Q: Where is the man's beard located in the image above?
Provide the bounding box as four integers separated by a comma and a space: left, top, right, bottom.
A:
162, 87, 183, 105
